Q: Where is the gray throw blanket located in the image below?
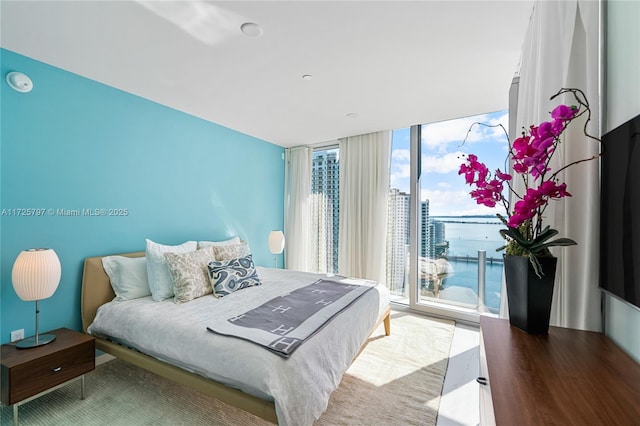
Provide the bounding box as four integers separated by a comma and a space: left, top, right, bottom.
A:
206, 279, 375, 358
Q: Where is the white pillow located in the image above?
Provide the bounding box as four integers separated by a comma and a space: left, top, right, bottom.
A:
197, 236, 240, 249
145, 239, 197, 301
101, 256, 150, 301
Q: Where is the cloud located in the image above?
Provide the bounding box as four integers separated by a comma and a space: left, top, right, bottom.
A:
421, 115, 488, 149
392, 148, 410, 162
421, 188, 500, 217
422, 150, 467, 174
421, 111, 509, 151
390, 148, 411, 191
390, 163, 410, 191
485, 111, 510, 141
389, 110, 511, 211
392, 163, 411, 178
470, 112, 510, 145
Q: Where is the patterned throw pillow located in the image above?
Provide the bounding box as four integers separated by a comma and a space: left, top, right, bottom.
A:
164, 247, 216, 303
146, 239, 197, 301
207, 255, 261, 298
212, 241, 251, 261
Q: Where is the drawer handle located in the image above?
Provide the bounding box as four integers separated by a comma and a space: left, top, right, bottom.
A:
52, 367, 62, 372
476, 376, 488, 385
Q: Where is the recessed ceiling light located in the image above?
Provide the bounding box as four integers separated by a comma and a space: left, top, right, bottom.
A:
302, 74, 313, 81
346, 112, 359, 118
240, 22, 263, 37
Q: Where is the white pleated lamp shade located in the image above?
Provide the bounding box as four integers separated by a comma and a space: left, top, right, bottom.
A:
268, 231, 285, 254
12, 248, 61, 301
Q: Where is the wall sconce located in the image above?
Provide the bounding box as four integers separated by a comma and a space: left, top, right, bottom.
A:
6, 72, 33, 93
268, 230, 285, 268
12, 248, 61, 348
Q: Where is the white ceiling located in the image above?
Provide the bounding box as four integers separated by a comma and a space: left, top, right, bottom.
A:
0, 1, 533, 147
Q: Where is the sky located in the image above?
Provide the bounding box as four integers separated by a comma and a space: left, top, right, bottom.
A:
390, 110, 509, 217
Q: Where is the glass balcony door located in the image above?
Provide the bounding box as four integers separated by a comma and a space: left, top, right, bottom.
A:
390, 112, 508, 322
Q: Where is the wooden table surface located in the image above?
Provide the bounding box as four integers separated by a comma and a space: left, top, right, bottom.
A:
481, 316, 640, 425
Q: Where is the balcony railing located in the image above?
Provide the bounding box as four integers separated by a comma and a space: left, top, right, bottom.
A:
389, 250, 501, 315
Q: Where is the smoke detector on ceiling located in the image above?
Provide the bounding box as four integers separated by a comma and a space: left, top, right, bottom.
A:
6, 72, 33, 93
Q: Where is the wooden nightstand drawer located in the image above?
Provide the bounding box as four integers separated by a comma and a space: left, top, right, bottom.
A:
1, 328, 95, 406
8, 340, 94, 404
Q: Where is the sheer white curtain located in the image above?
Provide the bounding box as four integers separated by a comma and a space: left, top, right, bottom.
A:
284, 146, 313, 271
338, 131, 391, 284
503, 0, 601, 331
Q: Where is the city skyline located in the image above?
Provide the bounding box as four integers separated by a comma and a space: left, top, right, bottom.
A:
311, 143, 503, 304
390, 110, 509, 217
311, 111, 509, 291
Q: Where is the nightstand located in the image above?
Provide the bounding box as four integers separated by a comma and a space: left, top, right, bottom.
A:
1, 327, 95, 425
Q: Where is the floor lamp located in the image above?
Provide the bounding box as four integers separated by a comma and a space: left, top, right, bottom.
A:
12, 248, 61, 349
268, 230, 285, 268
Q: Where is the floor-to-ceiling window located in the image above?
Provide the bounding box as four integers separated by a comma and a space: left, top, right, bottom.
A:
388, 112, 508, 320
386, 128, 411, 298
311, 147, 340, 274
309, 111, 507, 322
412, 111, 508, 320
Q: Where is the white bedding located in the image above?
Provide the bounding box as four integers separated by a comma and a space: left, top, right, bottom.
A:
88, 267, 390, 426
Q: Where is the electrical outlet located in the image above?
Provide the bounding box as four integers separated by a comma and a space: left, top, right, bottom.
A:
10, 329, 24, 342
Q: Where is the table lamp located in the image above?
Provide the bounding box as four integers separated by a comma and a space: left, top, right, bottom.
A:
268, 230, 285, 268
11, 248, 61, 349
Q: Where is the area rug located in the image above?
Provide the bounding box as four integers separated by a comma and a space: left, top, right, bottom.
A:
0, 311, 454, 426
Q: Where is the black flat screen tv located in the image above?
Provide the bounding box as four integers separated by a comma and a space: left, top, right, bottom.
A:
599, 113, 640, 310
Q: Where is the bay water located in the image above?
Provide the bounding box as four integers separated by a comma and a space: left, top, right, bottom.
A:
433, 217, 505, 312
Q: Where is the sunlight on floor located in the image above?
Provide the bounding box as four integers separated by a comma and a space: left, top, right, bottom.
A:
437, 323, 480, 426
350, 313, 453, 388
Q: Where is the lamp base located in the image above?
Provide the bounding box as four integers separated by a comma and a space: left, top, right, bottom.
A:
16, 333, 56, 349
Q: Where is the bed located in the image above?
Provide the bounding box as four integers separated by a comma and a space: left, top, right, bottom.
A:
81, 251, 391, 425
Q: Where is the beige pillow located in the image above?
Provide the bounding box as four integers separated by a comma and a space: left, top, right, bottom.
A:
213, 241, 251, 261
164, 247, 216, 303
197, 236, 240, 249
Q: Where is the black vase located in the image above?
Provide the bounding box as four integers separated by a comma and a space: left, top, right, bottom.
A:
503, 255, 557, 334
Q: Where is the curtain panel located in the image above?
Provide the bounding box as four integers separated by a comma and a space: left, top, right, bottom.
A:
284, 146, 313, 271
338, 131, 391, 285
505, 0, 601, 331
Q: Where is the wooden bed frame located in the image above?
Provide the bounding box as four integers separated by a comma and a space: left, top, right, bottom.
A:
81, 251, 391, 424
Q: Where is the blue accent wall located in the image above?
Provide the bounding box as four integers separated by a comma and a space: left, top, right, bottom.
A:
0, 49, 285, 344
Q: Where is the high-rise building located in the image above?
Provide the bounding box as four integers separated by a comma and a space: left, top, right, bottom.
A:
420, 201, 433, 259
311, 150, 340, 273
386, 188, 410, 294
310, 151, 446, 291
433, 220, 447, 258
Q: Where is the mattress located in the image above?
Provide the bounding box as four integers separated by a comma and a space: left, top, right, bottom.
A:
88, 267, 390, 426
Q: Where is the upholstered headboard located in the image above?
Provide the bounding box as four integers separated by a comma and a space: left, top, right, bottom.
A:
81, 251, 144, 333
